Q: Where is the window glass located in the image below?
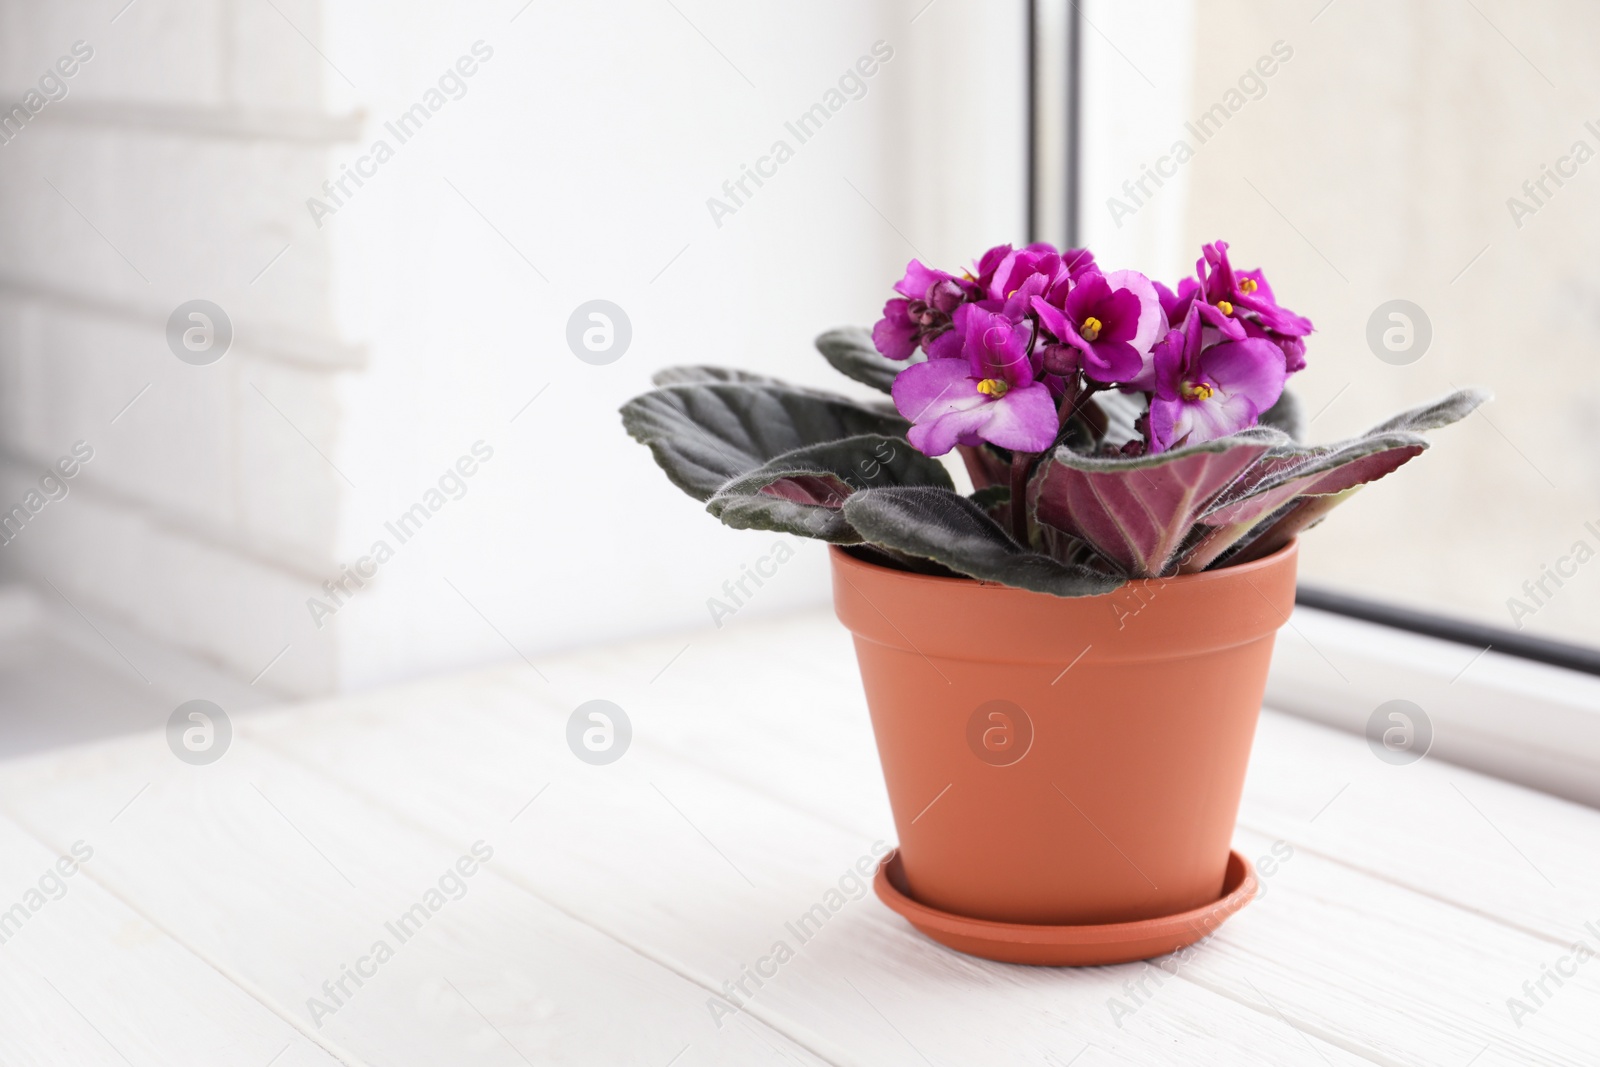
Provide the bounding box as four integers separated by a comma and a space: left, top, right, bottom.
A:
1083, 1, 1599, 646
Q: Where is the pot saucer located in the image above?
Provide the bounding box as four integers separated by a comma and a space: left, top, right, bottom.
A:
873, 848, 1257, 966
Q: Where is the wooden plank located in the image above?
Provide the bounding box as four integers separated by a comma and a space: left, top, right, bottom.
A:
485, 610, 1600, 946
1238, 710, 1600, 947
237, 662, 1373, 1064
235, 610, 1600, 1067
0, 812, 344, 1067
0, 738, 833, 1067
1216, 828, 1600, 1067
11, 607, 1597, 1064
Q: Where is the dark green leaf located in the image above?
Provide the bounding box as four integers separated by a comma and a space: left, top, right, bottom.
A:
651, 365, 786, 387
969, 484, 1011, 529
706, 435, 953, 543
842, 487, 1125, 597
621, 382, 910, 502
1178, 434, 1425, 571
1364, 387, 1490, 435
815, 326, 914, 394
969, 485, 1011, 510
1189, 388, 1487, 571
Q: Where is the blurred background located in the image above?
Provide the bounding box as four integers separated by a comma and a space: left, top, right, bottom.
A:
0, 0, 1593, 751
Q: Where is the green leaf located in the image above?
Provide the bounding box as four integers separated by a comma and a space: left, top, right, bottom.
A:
707, 434, 953, 543
815, 326, 914, 394
1201, 387, 1489, 569
1225, 490, 1353, 566
621, 382, 910, 502
842, 487, 1125, 597
709, 491, 857, 542
651, 366, 785, 387
1364, 387, 1490, 435
969, 484, 1011, 510
1178, 433, 1426, 571
968, 484, 1012, 529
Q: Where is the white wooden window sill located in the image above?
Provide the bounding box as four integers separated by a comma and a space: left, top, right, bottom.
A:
2, 607, 1597, 1065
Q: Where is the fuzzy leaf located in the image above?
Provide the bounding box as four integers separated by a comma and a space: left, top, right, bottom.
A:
1214, 388, 1489, 568
622, 382, 910, 502
1226, 491, 1353, 565
706, 435, 953, 543
968, 485, 1012, 530
1365, 387, 1491, 435
652, 365, 785, 387
842, 487, 1125, 597
1028, 429, 1285, 578
1177, 434, 1426, 571
1204, 434, 1427, 527
815, 326, 914, 394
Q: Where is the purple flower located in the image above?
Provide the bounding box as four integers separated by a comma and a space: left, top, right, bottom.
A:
1199, 242, 1312, 337
1169, 259, 1248, 343
973, 243, 1014, 292
1031, 269, 1163, 384
1241, 316, 1306, 374
1195, 242, 1312, 373
871, 300, 921, 361
1154, 278, 1198, 329
872, 260, 977, 360
1147, 306, 1286, 453
984, 243, 1095, 304
891, 304, 1058, 456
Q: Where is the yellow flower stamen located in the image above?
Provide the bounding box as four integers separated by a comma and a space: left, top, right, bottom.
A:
1081, 316, 1103, 342
1238, 278, 1258, 294
1181, 381, 1215, 402
1216, 300, 1233, 315
976, 378, 1009, 398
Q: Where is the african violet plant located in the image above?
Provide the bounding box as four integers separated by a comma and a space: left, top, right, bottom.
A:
623, 240, 1486, 597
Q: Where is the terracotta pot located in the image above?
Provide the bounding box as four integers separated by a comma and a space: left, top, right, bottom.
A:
831, 541, 1297, 960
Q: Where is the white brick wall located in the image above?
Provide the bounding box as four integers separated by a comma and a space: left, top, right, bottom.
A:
0, 0, 351, 696
0, 0, 1028, 697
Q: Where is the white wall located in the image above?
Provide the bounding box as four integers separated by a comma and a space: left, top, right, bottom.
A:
0, 0, 1027, 695
0, 0, 351, 695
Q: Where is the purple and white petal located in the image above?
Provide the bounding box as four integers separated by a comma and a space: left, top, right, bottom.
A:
1201, 337, 1287, 415
1103, 269, 1164, 354
977, 382, 1060, 453
892, 355, 980, 426
909, 400, 994, 456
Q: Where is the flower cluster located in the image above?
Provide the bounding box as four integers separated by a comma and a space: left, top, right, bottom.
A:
627, 232, 1483, 596
874, 241, 1313, 456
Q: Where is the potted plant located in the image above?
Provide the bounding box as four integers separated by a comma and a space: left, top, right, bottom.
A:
622, 240, 1483, 965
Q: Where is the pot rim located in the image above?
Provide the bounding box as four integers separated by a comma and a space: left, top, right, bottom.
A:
830, 538, 1297, 600
830, 538, 1299, 663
